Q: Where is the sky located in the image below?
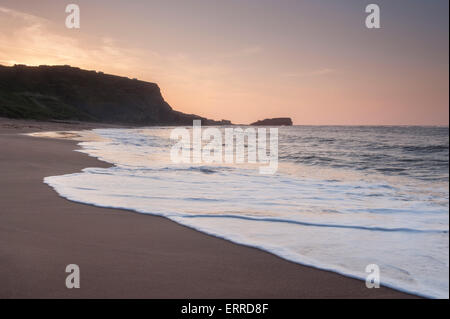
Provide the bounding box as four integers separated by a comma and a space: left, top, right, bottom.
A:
0, 0, 448, 125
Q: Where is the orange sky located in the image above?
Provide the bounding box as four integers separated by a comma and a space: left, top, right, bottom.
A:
0, 0, 448, 125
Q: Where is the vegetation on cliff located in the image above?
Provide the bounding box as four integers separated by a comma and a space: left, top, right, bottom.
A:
0, 64, 230, 125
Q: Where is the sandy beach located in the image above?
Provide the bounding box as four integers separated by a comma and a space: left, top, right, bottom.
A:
0, 118, 419, 298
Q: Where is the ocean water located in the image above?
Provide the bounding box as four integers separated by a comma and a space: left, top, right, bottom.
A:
42, 126, 449, 298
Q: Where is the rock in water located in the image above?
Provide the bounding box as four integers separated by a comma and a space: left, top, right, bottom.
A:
250, 117, 293, 126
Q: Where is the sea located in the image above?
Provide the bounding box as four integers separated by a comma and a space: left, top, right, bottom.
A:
40, 125, 449, 298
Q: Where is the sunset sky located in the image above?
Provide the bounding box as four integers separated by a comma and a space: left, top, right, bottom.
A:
0, 0, 448, 125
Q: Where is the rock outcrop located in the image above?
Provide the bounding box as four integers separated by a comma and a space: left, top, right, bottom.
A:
0, 64, 231, 126
250, 117, 293, 126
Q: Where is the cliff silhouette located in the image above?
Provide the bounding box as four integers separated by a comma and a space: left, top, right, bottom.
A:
0, 64, 231, 125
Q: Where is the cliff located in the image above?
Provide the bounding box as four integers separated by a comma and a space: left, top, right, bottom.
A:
250, 117, 293, 126
0, 64, 230, 125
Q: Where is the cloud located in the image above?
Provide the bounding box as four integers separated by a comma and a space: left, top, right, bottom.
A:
0, 6, 144, 73
0, 6, 45, 23
283, 68, 335, 77
220, 46, 263, 59
0, 6, 230, 86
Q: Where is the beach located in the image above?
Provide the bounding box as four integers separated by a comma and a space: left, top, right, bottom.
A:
0, 118, 419, 298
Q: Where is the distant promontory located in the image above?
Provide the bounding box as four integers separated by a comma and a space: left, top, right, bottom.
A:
0, 64, 231, 126
250, 117, 293, 126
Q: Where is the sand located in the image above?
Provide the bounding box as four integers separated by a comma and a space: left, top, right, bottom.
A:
0, 118, 418, 298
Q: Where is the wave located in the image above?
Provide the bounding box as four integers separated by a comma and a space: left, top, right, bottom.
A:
178, 214, 448, 234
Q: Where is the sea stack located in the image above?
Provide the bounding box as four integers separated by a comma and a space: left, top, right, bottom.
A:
250, 117, 293, 126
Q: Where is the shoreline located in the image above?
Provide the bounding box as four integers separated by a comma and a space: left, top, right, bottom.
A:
0, 118, 420, 298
